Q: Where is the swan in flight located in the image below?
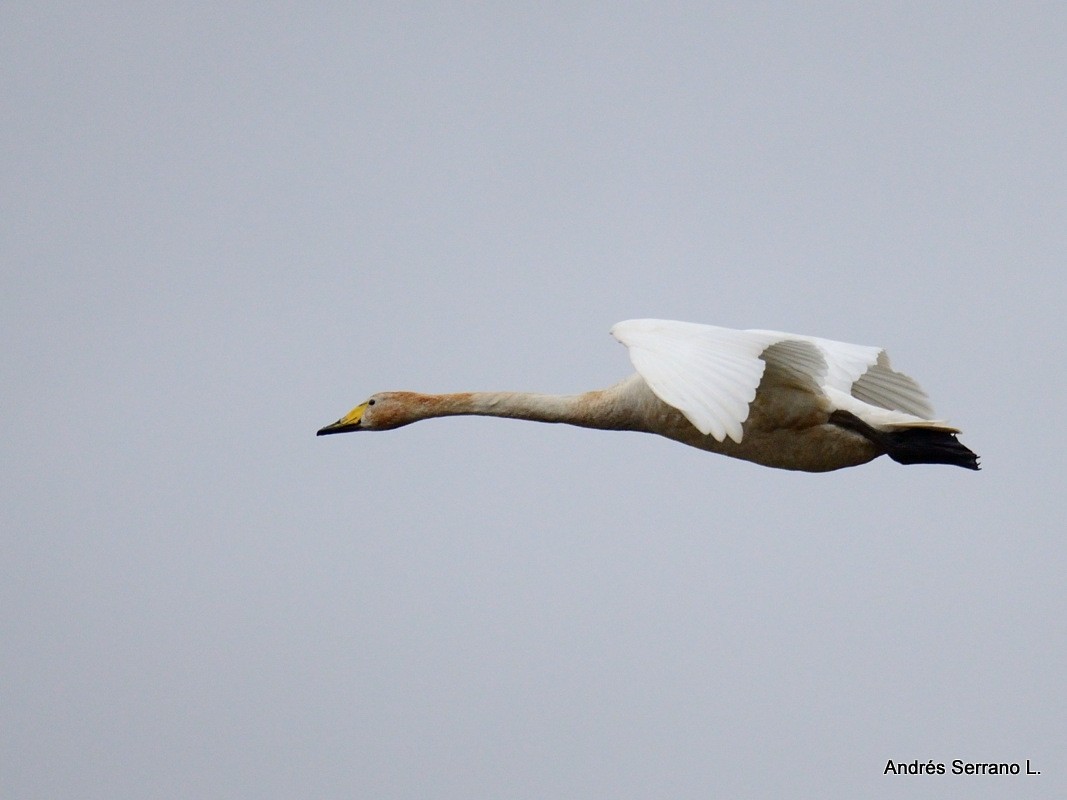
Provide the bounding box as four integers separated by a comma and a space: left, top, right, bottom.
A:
318, 319, 979, 472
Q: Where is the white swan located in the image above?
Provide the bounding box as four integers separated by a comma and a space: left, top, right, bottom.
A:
318, 319, 979, 472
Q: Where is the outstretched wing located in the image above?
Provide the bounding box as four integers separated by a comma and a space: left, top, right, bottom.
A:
611, 319, 815, 443
805, 336, 936, 419
612, 320, 772, 442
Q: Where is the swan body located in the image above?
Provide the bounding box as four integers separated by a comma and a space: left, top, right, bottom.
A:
318, 319, 979, 472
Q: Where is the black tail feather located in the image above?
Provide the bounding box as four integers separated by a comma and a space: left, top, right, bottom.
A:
881, 427, 980, 470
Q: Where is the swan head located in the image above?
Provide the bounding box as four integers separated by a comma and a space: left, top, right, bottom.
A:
317, 392, 424, 435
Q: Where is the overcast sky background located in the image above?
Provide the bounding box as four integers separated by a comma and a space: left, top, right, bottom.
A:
4, 4, 1065, 798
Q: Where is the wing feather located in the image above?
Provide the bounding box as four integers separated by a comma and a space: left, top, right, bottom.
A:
851, 352, 936, 418
793, 335, 936, 418
611, 320, 781, 442
757, 338, 827, 393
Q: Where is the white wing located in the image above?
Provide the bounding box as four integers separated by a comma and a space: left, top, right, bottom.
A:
851, 351, 936, 418
730, 328, 938, 421
611, 320, 784, 442
796, 334, 936, 418
612, 319, 941, 443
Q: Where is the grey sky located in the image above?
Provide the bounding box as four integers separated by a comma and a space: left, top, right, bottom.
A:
3, 3, 1064, 798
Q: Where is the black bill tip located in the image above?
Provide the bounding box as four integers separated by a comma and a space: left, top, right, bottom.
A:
316, 422, 360, 436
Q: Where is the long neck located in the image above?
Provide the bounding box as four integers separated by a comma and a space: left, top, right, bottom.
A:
403, 383, 646, 431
